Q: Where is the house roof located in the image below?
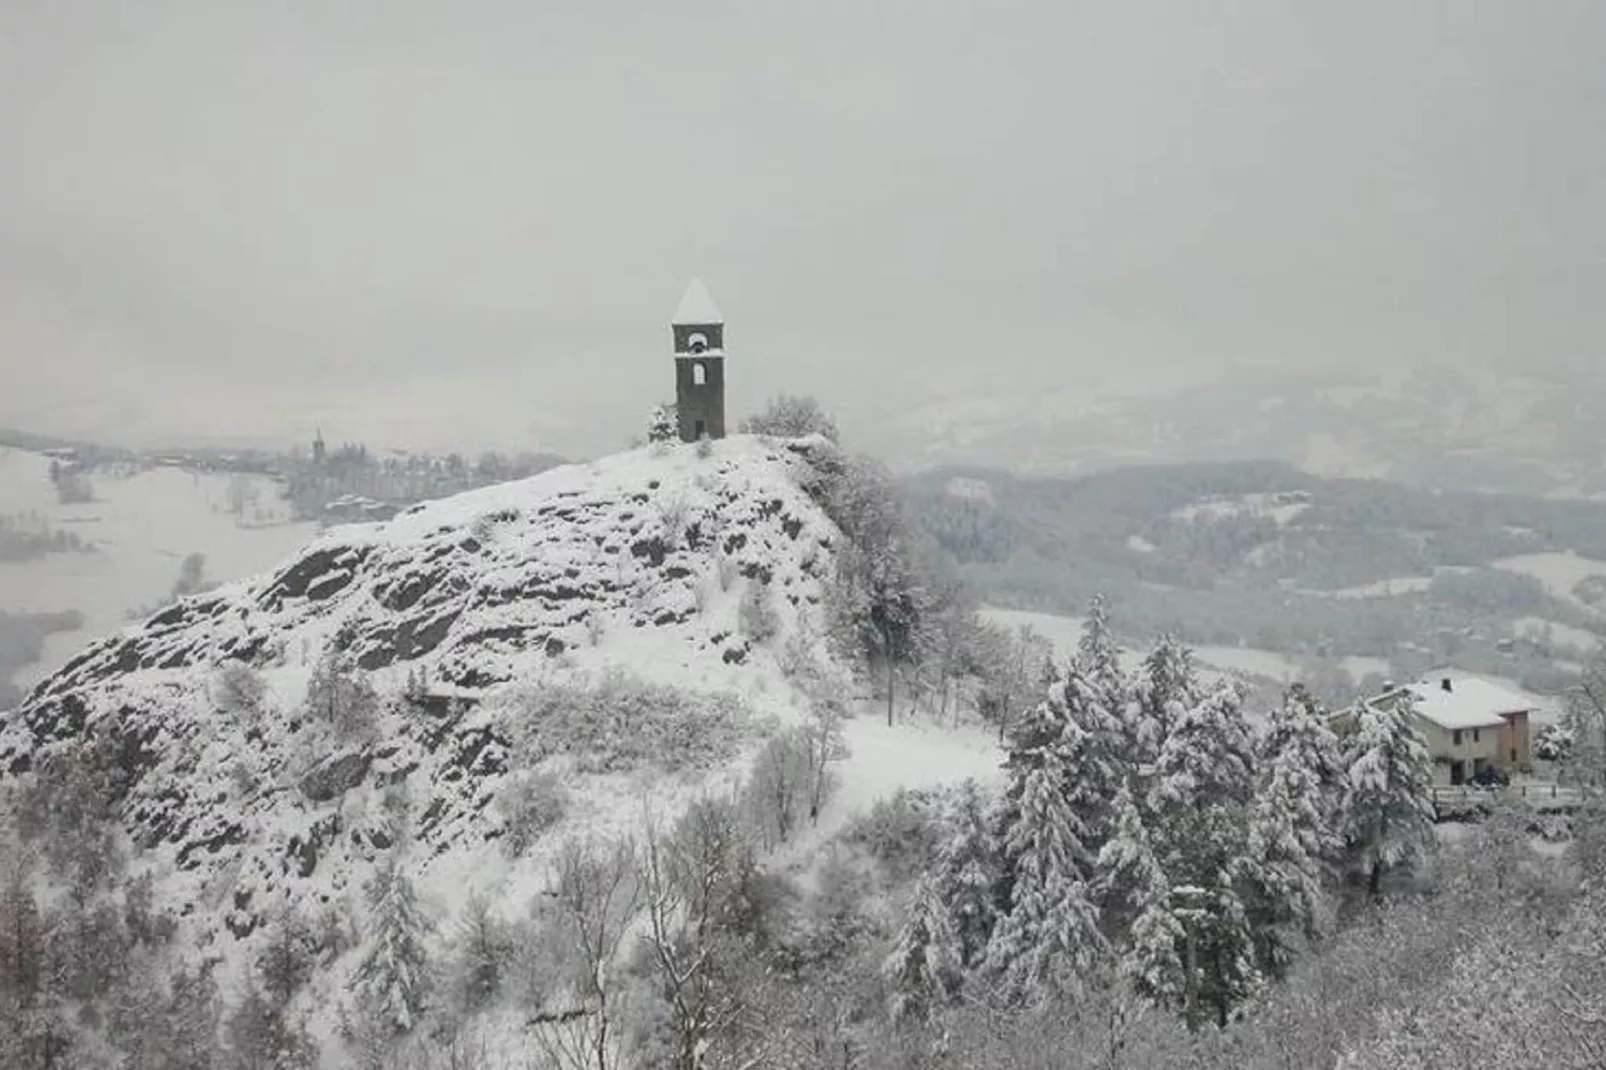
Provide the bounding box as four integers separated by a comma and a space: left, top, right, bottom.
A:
673, 278, 722, 324
1388, 670, 1540, 730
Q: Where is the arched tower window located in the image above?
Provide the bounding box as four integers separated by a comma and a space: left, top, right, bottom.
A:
693, 362, 707, 386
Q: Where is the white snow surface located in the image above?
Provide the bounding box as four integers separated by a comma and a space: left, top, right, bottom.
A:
0, 447, 315, 684
672, 277, 722, 324
1492, 551, 1606, 614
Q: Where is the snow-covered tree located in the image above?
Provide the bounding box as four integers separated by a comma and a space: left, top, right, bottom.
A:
1136, 635, 1203, 757
1144, 683, 1262, 1028
818, 454, 924, 725
738, 394, 840, 442
1076, 596, 1135, 739
884, 877, 963, 1025
1098, 783, 1177, 985
987, 671, 1122, 1008
1259, 683, 1347, 834
257, 909, 315, 1006
227, 971, 318, 1070
305, 650, 380, 743
1342, 694, 1436, 898
452, 893, 510, 1013
930, 779, 1005, 969
1242, 684, 1345, 978
985, 748, 1107, 1007
355, 857, 433, 1034
646, 406, 677, 444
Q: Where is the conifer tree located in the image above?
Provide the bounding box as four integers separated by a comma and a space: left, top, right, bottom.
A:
1343, 694, 1436, 898
987, 669, 1121, 1008
1260, 683, 1347, 833
883, 877, 963, 1025
930, 779, 1005, 969
1139, 633, 1201, 725
454, 893, 509, 1013
1144, 684, 1262, 1029
1242, 684, 1345, 978
1077, 595, 1145, 769
1103, 785, 1187, 1013
647, 406, 677, 444
355, 857, 433, 1034
985, 748, 1106, 1008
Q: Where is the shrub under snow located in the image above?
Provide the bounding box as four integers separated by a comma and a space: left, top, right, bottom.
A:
499, 671, 755, 775
496, 770, 570, 857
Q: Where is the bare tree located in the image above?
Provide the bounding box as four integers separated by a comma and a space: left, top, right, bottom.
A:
533, 836, 641, 1070
637, 798, 755, 1070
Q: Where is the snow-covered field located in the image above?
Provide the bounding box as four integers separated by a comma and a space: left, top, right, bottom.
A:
1513, 615, 1601, 652
0, 447, 317, 686
1300, 576, 1435, 599
979, 606, 1278, 690
1492, 551, 1606, 614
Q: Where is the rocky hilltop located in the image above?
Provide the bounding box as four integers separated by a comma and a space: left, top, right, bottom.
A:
0, 436, 844, 950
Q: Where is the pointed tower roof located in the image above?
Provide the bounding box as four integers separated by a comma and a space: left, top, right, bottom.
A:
673, 278, 722, 324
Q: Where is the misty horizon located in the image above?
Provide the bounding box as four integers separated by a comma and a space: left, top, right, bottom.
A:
7, 2, 1605, 460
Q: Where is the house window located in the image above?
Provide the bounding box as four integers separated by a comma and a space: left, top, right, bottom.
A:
1452, 730, 1463, 746
1473, 729, 1480, 743
1511, 748, 1518, 763
693, 363, 706, 386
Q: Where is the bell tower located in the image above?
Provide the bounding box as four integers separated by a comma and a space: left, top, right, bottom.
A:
671, 278, 726, 443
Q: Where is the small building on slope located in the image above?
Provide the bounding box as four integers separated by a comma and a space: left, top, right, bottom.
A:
1337, 668, 1540, 785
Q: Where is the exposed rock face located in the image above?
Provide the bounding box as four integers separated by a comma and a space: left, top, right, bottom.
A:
0, 436, 841, 943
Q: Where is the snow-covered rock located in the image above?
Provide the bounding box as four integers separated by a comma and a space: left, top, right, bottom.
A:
0, 435, 845, 948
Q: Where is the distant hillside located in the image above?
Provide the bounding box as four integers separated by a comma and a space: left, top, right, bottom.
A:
871, 364, 1606, 498
905, 459, 1606, 694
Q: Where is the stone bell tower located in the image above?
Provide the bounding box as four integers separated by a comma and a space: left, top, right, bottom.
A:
671, 278, 726, 442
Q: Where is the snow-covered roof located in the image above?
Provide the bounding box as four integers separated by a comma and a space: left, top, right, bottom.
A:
673, 278, 722, 324
1391, 670, 1541, 730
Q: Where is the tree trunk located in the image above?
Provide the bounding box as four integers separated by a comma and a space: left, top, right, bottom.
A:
1368, 860, 1382, 899
885, 651, 896, 728
1183, 922, 1200, 1034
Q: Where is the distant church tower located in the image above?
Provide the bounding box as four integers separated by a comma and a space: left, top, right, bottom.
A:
671, 278, 726, 443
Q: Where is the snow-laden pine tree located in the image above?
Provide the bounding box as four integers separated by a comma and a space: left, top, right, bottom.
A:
1076, 595, 1144, 767
1135, 635, 1202, 769
1098, 782, 1180, 998
647, 405, 677, 444
1144, 683, 1262, 1029
930, 779, 1004, 969
355, 857, 433, 1035
985, 748, 1107, 1008
985, 670, 1120, 1007
1259, 684, 1347, 823
883, 876, 963, 1025
1242, 684, 1345, 978
1243, 750, 1336, 980
1343, 694, 1436, 898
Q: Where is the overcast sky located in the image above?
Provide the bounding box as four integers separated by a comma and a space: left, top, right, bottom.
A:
4, 0, 1603, 458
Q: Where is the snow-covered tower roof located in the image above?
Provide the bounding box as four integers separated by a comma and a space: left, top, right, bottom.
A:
673, 278, 722, 326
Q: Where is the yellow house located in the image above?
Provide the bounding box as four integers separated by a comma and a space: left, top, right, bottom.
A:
1338, 669, 1539, 786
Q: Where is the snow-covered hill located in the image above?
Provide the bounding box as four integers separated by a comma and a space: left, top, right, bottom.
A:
0, 437, 921, 1034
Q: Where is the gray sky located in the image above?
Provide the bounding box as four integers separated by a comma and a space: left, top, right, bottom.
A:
4, 0, 1603, 458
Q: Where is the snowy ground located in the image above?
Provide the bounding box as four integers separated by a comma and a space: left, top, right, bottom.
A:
0, 448, 317, 686
981, 606, 1285, 690
1512, 615, 1601, 652
1492, 551, 1606, 615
